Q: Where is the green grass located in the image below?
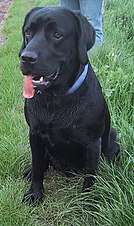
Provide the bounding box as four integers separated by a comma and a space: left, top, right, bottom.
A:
0, 0, 133, 225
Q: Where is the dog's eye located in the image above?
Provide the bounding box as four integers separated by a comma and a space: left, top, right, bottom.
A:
54, 32, 62, 39
25, 30, 31, 37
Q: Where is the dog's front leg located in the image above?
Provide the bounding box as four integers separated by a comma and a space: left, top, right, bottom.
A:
23, 130, 48, 204
82, 138, 101, 190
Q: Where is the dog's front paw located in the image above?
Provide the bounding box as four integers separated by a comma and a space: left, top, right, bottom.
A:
23, 186, 44, 205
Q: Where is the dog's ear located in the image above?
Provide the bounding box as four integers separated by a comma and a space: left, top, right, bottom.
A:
74, 10, 95, 65
19, 7, 42, 57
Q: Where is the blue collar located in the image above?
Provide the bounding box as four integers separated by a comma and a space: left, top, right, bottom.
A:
66, 64, 89, 95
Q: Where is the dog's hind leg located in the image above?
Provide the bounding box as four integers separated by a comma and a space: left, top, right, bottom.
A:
107, 128, 120, 162
101, 127, 120, 163
82, 138, 101, 190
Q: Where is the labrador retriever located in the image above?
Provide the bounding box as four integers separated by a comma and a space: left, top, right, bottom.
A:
19, 6, 119, 204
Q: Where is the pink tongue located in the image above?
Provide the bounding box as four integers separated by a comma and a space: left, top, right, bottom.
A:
23, 75, 34, 98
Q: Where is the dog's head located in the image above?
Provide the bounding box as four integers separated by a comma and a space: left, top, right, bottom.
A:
19, 7, 95, 97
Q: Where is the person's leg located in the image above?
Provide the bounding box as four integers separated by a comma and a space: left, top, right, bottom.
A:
80, 0, 104, 46
59, 0, 80, 10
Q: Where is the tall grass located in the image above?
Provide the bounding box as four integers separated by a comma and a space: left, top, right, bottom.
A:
0, 0, 133, 225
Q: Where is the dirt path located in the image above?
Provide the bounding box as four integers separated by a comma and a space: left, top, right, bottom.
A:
0, 0, 12, 45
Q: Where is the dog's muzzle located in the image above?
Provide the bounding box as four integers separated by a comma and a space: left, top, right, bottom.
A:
32, 67, 60, 88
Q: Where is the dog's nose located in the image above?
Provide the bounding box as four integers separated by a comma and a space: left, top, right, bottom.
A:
21, 51, 38, 64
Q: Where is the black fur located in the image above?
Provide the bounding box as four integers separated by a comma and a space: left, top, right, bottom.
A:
19, 6, 119, 204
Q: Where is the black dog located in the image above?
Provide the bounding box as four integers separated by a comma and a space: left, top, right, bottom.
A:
19, 6, 119, 204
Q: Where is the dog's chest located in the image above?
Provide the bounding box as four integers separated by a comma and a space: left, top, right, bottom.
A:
27, 97, 83, 152
26, 95, 81, 130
